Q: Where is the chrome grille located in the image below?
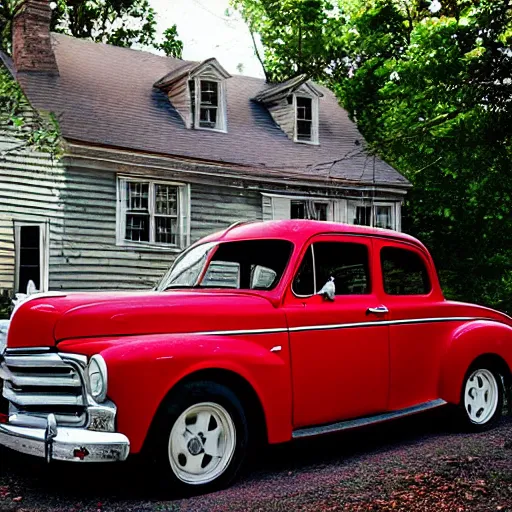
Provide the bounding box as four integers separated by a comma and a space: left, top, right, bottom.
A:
0, 350, 88, 427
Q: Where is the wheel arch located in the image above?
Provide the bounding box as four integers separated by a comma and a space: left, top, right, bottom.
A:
439, 320, 512, 404
143, 367, 270, 454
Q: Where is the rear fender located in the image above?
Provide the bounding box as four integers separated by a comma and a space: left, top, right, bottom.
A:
439, 320, 512, 404
64, 332, 292, 453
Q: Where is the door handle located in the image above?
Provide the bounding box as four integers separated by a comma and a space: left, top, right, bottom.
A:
366, 305, 389, 315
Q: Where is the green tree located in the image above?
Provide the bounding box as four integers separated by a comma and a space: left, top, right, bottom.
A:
1, 0, 184, 55
235, 0, 512, 313
155, 24, 183, 58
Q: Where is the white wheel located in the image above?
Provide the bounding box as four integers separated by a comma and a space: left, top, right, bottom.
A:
168, 402, 236, 485
464, 369, 499, 425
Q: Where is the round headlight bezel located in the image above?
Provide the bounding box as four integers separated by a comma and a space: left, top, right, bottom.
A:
87, 354, 108, 403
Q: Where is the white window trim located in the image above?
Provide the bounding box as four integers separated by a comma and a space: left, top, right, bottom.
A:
347, 200, 399, 231
293, 93, 319, 145
116, 176, 191, 252
14, 221, 49, 293
190, 77, 227, 133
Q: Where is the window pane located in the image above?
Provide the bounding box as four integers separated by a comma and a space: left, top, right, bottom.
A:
296, 97, 312, 120
381, 247, 431, 295
127, 182, 149, 211
199, 107, 217, 128
291, 200, 328, 220
292, 246, 315, 296
355, 206, 372, 226
155, 185, 178, 216
297, 120, 312, 140
375, 205, 393, 229
200, 81, 218, 106
18, 226, 40, 292
155, 216, 177, 244
125, 214, 150, 242
291, 201, 306, 219
314, 242, 370, 295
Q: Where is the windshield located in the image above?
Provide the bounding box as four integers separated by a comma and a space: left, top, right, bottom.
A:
157, 239, 293, 291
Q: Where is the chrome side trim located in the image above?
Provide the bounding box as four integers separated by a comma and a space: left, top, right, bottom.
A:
288, 316, 483, 333
292, 399, 447, 439
193, 316, 488, 337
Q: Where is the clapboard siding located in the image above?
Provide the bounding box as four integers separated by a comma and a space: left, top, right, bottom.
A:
1, 125, 267, 293
0, 131, 64, 294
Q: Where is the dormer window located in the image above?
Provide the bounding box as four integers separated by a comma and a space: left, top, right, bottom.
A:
254, 75, 322, 145
189, 79, 223, 130
154, 58, 231, 133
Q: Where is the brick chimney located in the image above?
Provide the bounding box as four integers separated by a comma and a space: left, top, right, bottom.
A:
12, 0, 58, 74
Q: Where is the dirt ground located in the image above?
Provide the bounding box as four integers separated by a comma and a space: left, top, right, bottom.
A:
0, 409, 511, 511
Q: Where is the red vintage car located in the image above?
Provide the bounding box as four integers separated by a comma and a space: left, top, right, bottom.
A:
0, 220, 511, 492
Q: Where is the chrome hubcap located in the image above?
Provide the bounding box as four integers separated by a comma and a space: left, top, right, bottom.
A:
168, 402, 236, 485
464, 369, 499, 424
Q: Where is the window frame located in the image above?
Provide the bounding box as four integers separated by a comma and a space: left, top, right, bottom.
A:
189, 77, 227, 133
293, 93, 319, 145
348, 200, 400, 231
116, 176, 190, 252
380, 245, 432, 296
291, 238, 372, 298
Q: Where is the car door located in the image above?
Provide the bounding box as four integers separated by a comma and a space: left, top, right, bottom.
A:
283, 235, 390, 429
374, 239, 447, 410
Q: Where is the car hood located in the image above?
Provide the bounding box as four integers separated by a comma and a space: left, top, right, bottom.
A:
5, 290, 285, 349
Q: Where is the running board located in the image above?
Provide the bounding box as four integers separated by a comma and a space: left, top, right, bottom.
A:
292, 399, 447, 439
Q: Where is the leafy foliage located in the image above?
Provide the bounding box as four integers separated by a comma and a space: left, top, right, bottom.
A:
0, 0, 183, 55
0, 63, 62, 156
235, 0, 512, 313
155, 24, 183, 58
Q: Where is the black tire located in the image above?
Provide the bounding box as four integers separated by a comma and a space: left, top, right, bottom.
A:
458, 363, 504, 432
145, 380, 249, 495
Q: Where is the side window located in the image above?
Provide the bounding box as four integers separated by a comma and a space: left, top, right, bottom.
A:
381, 246, 431, 295
314, 242, 370, 295
292, 241, 370, 296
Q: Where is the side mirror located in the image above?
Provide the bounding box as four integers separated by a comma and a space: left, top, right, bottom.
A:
317, 277, 335, 301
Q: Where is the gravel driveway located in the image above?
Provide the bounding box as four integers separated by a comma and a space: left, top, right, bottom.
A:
1, 409, 511, 512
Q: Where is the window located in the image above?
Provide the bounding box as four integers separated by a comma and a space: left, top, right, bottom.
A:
381, 246, 431, 295
294, 95, 318, 144
351, 202, 396, 230
291, 200, 328, 221
293, 242, 371, 296
189, 78, 225, 131
157, 239, 293, 291
118, 178, 190, 249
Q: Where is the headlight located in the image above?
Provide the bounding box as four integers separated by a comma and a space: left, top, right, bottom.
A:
87, 354, 108, 403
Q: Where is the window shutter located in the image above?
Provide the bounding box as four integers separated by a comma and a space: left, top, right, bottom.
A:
271, 197, 291, 220
262, 196, 273, 221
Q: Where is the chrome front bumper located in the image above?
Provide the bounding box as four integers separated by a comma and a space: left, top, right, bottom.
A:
0, 413, 130, 462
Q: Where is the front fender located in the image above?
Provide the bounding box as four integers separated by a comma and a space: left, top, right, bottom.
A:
60, 332, 292, 453
439, 320, 512, 404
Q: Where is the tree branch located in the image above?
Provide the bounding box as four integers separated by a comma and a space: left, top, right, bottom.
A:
249, 28, 271, 83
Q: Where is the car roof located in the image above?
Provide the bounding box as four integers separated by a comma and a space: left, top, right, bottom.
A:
200, 220, 427, 251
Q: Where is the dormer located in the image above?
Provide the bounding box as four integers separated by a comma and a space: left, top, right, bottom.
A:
254, 75, 323, 145
155, 58, 231, 132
